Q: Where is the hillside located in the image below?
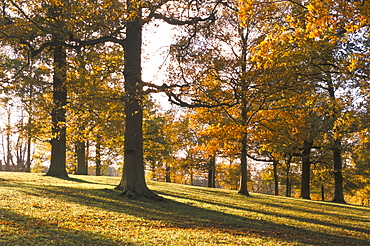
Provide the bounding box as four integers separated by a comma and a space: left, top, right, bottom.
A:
0, 172, 369, 245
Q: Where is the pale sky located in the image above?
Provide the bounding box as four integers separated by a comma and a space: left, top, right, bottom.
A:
142, 21, 174, 108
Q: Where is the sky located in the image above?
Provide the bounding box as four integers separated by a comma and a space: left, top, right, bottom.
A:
142, 21, 174, 108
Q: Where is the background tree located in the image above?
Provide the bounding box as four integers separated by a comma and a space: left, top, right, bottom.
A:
167, 0, 290, 196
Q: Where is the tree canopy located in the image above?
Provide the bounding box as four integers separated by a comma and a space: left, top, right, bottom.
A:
0, 0, 369, 203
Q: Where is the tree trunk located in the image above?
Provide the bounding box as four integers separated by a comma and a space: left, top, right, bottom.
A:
75, 141, 87, 175
46, 45, 68, 178
301, 139, 313, 199
321, 184, 325, 201
150, 162, 156, 180
95, 140, 101, 176
285, 155, 292, 197
238, 32, 250, 196
332, 139, 345, 203
115, 8, 158, 199
5, 111, 12, 171
238, 132, 250, 196
165, 165, 171, 182
208, 154, 216, 188
327, 74, 345, 203
273, 160, 279, 196
190, 167, 194, 185
86, 140, 90, 172
25, 130, 32, 172
25, 84, 33, 173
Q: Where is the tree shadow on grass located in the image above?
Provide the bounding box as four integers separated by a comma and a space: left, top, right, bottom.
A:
24, 185, 370, 246
2, 177, 369, 246
153, 190, 370, 236
0, 208, 133, 246
251, 195, 370, 224
52, 176, 114, 186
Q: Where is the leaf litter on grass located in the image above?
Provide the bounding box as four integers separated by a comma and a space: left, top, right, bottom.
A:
0, 172, 369, 246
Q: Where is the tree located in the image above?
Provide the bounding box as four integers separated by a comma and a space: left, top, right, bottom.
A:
167, 0, 288, 196
1, 0, 129, 177
143, 101, 176, 182
67, 44, 125, 176
241, 0, 368, 203
110, 0, 219, 198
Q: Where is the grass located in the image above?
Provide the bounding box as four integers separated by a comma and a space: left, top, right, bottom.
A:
0, 172, 369, 246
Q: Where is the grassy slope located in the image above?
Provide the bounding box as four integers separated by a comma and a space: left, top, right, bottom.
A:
0, 172, 369, 246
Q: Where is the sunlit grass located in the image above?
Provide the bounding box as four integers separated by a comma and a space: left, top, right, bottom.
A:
0, 172, 369, 245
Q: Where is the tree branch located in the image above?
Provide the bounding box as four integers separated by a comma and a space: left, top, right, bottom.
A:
143, 81, 237, 108
150, 12, 215, 26
21, 36, 126, 57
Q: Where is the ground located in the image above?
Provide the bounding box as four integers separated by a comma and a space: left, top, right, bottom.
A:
0, 172, 369, 245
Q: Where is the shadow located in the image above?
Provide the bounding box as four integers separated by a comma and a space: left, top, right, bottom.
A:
154, 190, 370, 235
51, 175, 112, 186
2, 178, 369, 245
251, 196, 370, 223
256, 193, 370, 213
27, 185, 370, 246
0, 208, 133, 246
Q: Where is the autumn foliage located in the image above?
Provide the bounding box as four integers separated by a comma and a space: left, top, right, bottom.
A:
0, 0, 369, 203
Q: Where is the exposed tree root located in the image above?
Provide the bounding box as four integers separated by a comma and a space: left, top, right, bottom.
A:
115, 185, 164, 201
238, 190, 250, 196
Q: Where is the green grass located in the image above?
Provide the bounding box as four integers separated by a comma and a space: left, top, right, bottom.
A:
0, 172, 369, 245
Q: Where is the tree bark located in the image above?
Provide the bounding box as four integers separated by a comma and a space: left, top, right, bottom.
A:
273, 160, 279, 196
238, 132, 250, 196
25, 84, 33, 173
285, 155, 292, 197
238, 30, 250, 196
208, 154, 216, 188
165, 165, 171, 182
75, 141, 87, 175
25, 129, 32, 172
300, 139, 313, 199
95, 140, 101, 176
5, 111, 12, 171
46, 45, 68, 178
115, 8, 158, 199
327, 74, 345, 203
332, 139, 345, 203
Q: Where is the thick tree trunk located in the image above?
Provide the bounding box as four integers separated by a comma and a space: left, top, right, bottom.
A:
115, 10, 158, 199
75, 141, 87, 175
238, 132, 250, 196
273, 160, 279, 196
300, 139, 313, 199
332, 139, 346, 203
46, 45, 68, 178
208, 154, 216, 188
